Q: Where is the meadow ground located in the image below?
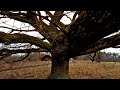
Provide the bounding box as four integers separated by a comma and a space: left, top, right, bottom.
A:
0, 60, 120, 79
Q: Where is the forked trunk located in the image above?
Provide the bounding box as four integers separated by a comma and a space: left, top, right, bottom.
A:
47, 57, 70, 79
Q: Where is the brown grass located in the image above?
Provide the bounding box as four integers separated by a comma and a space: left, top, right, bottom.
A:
69, 60, 120, 79
0, 60, 120, 79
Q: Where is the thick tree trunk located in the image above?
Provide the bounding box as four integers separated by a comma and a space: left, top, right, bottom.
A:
47, 57, 70, 79
47, 33, 70, 79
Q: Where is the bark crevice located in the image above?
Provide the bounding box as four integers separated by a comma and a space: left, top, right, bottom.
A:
47, 57, 70, 79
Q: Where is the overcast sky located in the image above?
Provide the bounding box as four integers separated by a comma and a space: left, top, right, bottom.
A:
0, 11, 120, 54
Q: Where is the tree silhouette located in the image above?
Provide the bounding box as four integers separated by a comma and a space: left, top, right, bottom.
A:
0, 11, 120, 79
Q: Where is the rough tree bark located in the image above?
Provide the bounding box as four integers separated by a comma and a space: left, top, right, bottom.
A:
48, 33, 70, 79
47, 57, 70, 79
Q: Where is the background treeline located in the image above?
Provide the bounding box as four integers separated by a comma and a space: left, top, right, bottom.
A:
0, 52, 120, 63
73, 52, 120, 62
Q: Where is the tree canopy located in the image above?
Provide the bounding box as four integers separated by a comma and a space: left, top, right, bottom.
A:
0, 11, 120, 79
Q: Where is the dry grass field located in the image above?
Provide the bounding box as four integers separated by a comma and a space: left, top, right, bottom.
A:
0, 60, 120, 79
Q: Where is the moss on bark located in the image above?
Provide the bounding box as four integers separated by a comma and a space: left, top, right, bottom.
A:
0, 32, 51, 50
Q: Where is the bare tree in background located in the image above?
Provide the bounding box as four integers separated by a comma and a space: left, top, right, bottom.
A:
87, 51, 102, 63
0, 11, 120, 79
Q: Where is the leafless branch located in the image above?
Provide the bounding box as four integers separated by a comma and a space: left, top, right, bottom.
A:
72, 11, 81, 21
64, 14, 72, 21
43, 17, 67, 35
0, 48, 49, 56
0, 32, 51, 50
0, 11, 67, 43
3, 43, 32, 49
87, 52, 97, 62
79, 33, 120, 56
45, 11, 53, 17
0, 26, 36, 32
0, 11, 33, 24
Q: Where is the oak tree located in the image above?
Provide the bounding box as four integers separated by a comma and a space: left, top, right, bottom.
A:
0, 11, 120, 79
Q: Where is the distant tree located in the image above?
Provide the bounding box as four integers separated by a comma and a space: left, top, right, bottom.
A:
87, 52, 97, 62
0, 11, 120, 79
87, 51, 103, 63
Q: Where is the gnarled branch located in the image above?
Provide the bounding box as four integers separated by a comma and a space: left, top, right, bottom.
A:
79, 33, 120, 56
0, 32, 51, 50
